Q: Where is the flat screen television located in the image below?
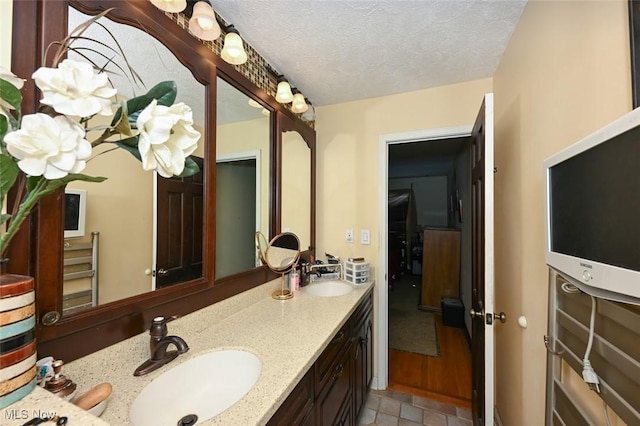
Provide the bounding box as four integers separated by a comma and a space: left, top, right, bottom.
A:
64, 188, 87, 239
544, 108, 640, 305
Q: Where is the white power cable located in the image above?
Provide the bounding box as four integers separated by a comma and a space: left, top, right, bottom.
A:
582, 294, 600, 393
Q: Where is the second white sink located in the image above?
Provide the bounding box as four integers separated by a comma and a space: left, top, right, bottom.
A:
304, 280, 354, 297
129, 349, 261, 426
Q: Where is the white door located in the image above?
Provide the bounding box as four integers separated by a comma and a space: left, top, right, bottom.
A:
470, 93, 499, 425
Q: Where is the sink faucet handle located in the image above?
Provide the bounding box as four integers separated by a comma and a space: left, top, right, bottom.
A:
150, 316, 168, 338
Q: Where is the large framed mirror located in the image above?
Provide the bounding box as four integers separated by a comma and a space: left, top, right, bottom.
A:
8, 0, 314, 361
61, 6, 208, 309
278, 113, 316, 257
216, 76, 272, 279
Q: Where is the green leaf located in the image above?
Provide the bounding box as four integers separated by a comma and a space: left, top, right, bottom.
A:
115, 137, 142, 162
178, 156, 201, 178
26, 175, 44, 194
0, 154, 19, 198
0, 115, 8, 151
110, 81, 177, 127
0, 79, 22, 118
0, 154, 19, 225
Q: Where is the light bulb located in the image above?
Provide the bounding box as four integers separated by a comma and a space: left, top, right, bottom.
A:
248, 99, 262, 108
276, 80, 294, 104
221, 29, 247, 65
197, 17, 215, 30
291, 93, 308, 113
188, 2, 221, 41
150, 0, 187, 13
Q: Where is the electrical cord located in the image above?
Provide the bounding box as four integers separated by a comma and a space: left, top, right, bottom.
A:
582, 294, 600, 393
561, 282, 580, 293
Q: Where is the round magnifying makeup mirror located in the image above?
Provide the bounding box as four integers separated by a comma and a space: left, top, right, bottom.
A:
263, 232, 300, 300
255, 231, 269, 266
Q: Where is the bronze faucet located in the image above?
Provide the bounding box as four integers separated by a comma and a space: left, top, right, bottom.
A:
133, 316, 189, 376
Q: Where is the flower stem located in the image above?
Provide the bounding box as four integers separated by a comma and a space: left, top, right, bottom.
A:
0, 177, 48, 258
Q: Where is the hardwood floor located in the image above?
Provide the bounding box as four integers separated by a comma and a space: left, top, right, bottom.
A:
388, 312, 472, 409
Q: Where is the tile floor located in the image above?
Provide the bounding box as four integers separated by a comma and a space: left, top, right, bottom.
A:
357, 389, 472, 426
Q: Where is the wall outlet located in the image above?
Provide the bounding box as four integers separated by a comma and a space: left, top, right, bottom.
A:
360, 229, 370, 245
345, 229, 354, 243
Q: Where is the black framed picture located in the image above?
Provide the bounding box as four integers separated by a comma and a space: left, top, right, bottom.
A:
629, 0, 640, 107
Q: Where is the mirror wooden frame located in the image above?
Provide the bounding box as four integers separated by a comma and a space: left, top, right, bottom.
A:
8, 0, 315, 362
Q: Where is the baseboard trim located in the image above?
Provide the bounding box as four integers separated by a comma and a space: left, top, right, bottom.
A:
370, 376, 381, 390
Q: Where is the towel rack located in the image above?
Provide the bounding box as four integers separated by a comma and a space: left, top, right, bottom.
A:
62, 231, 99, 314
545, 269, 640, 425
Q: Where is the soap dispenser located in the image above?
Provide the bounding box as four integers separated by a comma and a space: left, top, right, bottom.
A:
44, 360, 77, 401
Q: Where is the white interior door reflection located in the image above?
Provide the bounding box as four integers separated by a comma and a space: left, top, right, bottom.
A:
216, 151, 262, 279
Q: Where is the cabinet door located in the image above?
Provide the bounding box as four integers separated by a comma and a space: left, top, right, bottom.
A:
336, 391, 354, 426
353, 310, 373, 418
267, 369, 314, 426
316, 346, 352, 425
315, 322, 350, 397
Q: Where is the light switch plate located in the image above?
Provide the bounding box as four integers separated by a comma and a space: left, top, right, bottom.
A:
360, 229, 370, 245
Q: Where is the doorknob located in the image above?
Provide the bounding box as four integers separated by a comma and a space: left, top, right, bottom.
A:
469, 308, 484, 319
493, 312, 507, 323
157, 268, 169, 277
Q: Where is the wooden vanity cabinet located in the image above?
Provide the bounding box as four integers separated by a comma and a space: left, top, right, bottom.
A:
352, 291, 373, 417
267, 289, 373, 426
315, 345, 352, 425
266, 369, 315, 426
314, 321, 351, 397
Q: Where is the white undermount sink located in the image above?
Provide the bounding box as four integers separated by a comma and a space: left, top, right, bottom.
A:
129, 349, 261, 426
304, 280, 354, 297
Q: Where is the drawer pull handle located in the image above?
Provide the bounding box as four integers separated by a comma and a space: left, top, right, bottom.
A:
332, 331, 344, 343
332, 363, 345, 383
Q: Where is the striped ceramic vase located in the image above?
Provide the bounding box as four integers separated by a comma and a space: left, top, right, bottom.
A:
0, 265, 37, 409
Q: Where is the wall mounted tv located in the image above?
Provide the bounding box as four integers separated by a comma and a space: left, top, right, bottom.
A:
544, 108, 640, 305
64, 188, 87, 239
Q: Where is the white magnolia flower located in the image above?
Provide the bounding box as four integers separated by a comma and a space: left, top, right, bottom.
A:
32, 59, 117, 117
0, 66, 26, 112
4, 113, 92, 179
136, 99, 200, 178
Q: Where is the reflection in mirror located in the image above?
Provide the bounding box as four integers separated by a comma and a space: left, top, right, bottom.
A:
281, 131, 311, 251
62, 8, 205, 315
215, 77, 271, 279
264, 232, 300, 300
255, 232, 269, 266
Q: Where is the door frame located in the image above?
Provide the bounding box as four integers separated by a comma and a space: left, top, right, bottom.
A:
375, 125, 472, 390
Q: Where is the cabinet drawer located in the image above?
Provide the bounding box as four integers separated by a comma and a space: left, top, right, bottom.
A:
351, 291, 373, 332
267, 369, 314, 426
315, 346, 352, 425
314, 321, 350, 396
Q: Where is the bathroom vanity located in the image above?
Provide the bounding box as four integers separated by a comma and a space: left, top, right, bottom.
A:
267, 288, 373, 425
0, 279, 374, 425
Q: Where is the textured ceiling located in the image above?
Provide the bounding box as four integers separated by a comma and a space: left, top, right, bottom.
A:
210, 0, 528, 107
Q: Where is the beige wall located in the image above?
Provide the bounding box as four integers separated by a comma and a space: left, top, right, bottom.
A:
492, 0, 631, 424
315, 78, 492, 392
315, 78, 492, 267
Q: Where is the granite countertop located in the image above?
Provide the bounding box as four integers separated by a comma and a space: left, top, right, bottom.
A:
1, 278, 374, 426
